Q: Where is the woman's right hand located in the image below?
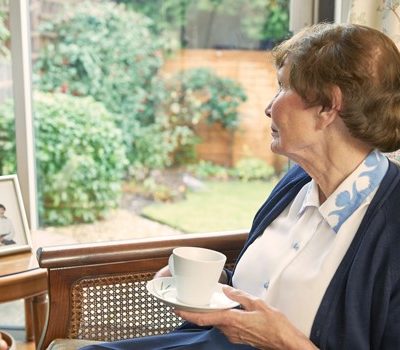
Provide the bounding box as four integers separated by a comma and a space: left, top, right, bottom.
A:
154, 265, 172, 279
176, 286, 318, 350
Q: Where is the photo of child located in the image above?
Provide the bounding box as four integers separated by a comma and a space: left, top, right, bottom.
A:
0, 203, 16, 245
0, 175, 31, 256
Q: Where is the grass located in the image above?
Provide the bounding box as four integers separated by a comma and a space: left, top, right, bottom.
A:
141, 179, 276, 233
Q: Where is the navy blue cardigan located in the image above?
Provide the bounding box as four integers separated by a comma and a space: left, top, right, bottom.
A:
229, 161, 400, 349
83, 162, 400, 350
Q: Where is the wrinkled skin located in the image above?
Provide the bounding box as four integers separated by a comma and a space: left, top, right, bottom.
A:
175, 286, 318, 350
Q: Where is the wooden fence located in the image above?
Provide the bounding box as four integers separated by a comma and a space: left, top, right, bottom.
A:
163, 49, 286, 170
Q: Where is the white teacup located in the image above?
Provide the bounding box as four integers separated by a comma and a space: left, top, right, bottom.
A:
168, 246, 226, 306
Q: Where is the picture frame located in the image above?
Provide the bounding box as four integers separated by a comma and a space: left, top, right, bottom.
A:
0, 174, 31, 256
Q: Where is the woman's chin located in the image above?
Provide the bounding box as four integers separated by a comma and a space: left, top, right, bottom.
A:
270, 140, 283, 155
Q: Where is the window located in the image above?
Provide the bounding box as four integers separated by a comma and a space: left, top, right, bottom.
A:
26, 0, 291, 245
0, 0, 37, 229
0, 1, 15, 178
6, 0, 343, 247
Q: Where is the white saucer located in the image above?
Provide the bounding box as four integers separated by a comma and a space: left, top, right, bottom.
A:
146, 277, 239, 313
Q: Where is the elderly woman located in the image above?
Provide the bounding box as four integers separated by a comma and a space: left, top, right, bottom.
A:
82, 23, 400, 350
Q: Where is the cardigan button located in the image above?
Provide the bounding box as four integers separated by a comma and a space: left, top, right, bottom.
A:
263, 281, 270, 289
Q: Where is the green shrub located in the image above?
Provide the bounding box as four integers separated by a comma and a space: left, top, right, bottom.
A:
117, 0, 290, 49
160, 68, 247, 165
0, 8, 9, 57
232, 157, 275, 182
34, 1, 167, 169
241, 0, 290, 46
187, 160, 229, 180
165, 68, 247, 129
0, 101, 15, 175
115, 0, 190, 51
0, 93, 128, 225
34, 2, 248, 176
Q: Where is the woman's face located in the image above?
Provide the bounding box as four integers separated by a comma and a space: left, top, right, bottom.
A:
265, 62, 322, 159
0, 207, 5, 216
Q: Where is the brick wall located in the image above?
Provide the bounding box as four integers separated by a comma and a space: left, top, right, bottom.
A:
163, 49, 287, 170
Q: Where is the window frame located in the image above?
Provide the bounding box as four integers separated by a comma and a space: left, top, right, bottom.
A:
10, 0, 37, 230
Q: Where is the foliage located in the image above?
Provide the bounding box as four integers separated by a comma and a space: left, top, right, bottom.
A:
197, 0, 290, 44
34, 0, 249, 185
123, 169, 187, 202
142, 179, 276, 232
0, 93, 128, 225
187, 160, 229, 180
0, 8, 9, 57
115, 0, 192, 50
116, 0, 290, 48
0, 102, 15, 175
127, 120, 174, 173
159, 68, 246, 165
34, 2, 246, 175
241, 0, 290, 44
137, 177, 184, 202
186, 157, 275, 182
141, 177, 176, 202
34, 1, 168, 171
232, 157, 275, 182
167, 68, 247, 129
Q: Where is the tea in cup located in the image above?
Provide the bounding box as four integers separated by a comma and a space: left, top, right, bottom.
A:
169, 246, 226, 306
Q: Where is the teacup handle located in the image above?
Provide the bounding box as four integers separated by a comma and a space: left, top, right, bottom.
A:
168, 254, 175, 276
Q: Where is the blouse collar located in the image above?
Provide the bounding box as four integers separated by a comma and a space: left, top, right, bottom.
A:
298, 150, 389, 233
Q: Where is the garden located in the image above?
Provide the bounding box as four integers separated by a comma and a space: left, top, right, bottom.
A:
0, 0, 291, 239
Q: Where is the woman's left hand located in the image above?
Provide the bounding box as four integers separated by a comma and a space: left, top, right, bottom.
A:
175, 286, 318, 350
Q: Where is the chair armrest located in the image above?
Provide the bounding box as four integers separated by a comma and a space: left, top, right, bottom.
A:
37, 230, 248, 350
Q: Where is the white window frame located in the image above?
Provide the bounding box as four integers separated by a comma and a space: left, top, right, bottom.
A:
10, 0, 37, 230
289, 0, 319, 33
334, 0, 351, 23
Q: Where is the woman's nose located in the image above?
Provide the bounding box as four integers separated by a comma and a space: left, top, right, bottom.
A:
265, 101, 272, 118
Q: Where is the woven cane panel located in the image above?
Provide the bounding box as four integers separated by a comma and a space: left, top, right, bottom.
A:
69, 272, 183, 341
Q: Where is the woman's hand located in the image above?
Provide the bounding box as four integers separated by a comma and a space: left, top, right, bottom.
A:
175, 286, 318, 350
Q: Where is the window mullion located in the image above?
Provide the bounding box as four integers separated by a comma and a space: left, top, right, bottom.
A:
10, 0, 37, 230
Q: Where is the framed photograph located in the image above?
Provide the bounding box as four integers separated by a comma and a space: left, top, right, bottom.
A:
0, 175, 31, 256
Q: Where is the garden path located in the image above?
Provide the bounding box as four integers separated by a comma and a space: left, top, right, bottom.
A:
36, 176, 186, 244
37, 205, 183, 245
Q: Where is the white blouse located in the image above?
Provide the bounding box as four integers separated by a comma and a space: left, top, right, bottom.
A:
232, 150, 389, 336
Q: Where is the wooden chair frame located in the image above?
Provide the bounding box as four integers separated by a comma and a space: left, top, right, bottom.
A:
37, 230, 248, 350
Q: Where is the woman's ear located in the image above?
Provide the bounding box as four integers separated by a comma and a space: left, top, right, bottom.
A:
317, 86, 343, 129
330, 85, 343, 112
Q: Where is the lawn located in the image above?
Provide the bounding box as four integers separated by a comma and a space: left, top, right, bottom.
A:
141, 180, 276, 233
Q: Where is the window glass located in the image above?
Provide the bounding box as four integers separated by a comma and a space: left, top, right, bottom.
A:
0, 0, 15, 177
31, 0, 290, 244
0, 0, 26, 336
